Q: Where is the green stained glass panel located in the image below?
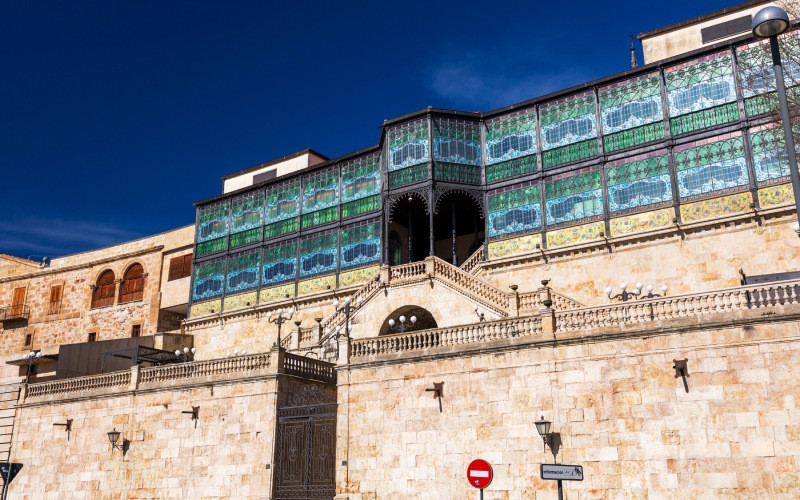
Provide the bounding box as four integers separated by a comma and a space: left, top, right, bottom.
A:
542, 139, 598, 169
486, 155, 538, 183
341, 194, 380, 219
196, 237, 227, 257
229, 227, 261, 248
434, 162, 481, 184
389, 164, 428, 188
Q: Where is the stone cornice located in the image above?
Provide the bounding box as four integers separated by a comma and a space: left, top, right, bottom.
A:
0, 245, 165, 284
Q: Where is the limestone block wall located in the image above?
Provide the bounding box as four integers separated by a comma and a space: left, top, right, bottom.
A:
10, 377, 279, 499
335, 318, 800, 498
482, 216, 799, 308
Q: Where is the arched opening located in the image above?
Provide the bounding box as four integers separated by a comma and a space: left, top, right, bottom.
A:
387, 230, 402, 266
387, 195, 430, 264
379, 305, 438, 335
119, 263, 145, 303
92, 270, 116, 309
434, 192, 484, 265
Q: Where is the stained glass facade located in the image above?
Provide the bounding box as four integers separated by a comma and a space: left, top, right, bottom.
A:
540, 93, 598, 168
606, 152, 672, 215
545, 170, 604, 227
599, 74, 665, 152
302, 167, 339, 228
675, 133, 749, 201
665, 53, 738, 135
265, 180, 300, 239
300, 231, 338, 278
737, 35, 800, 116
487, 182, 541, 239
388, 119, 429, 171
226, 250, 260, 293
191, 30, 800, 313
230, 191, 264, 249
341, 154, 381, 218
340, 219, 381, 270
192, 258, 226, 301
262, 241, 297, 286
750, 126, 793, 186
485, 109, 538, 182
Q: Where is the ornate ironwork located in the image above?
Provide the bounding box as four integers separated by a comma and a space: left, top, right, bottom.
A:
274, 384, 337, 500
387, 188, 430, 222
432, 187, 484, 216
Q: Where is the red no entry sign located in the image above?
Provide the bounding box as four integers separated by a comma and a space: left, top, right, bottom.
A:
466, 459, 493, 489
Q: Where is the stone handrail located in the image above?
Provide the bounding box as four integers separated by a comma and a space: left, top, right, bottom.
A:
320, 275, 382, 333
139, 353, 271, 385
26, 370, 131, 398
431, 257, 509, 314
389, 261, 427, 282
555, 280, 800, 332
350, 315, 542, 358
299, 327, 314, 344
282, 352, 336, 384
459, 246, 485, 275
519, 290, 584, 311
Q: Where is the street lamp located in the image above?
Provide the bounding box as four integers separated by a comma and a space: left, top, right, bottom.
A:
753, 6, 800, 235
534, 415, 552, 453
267, 307, 295, 347
332, 296, 363, 338
174, 346, 196, 363
605, 282, 667, 302
21, 350, 42, 383
388, 314, 417, 333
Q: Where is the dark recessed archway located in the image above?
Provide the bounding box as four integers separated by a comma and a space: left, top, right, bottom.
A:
433, 191, 484, 266
379, 305, 438, 335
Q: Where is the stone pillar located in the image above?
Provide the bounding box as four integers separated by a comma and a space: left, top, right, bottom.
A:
18, 383, 26, 403
129, 365, 140, 391
540, 308, 556, 336
312, 318, 323, 343
337, 336, 350, 366
291, 321, 301, 351
379, 264, 390, 286
424, 256, 435, 278
271, 347, 285, 374
509, 284, 520, 317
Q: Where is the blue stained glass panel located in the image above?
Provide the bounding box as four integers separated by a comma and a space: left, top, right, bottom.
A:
303, 168, 339, 213
665, 53, 736, 117
433, 119, 481, 165
197, 200, 230, 243
545, 171, 604, 226
192, 258, 226, 301
226, 251, 260, 293
485, 110, 538, 165
341, 154, 381, 203
675, 134, 749, 200
606, 153, 672, 214
231, 191, 264, 234
300, 232, 338, 278
340, 220, 381, 270
388, 119, 429, 171
265, 180, 300, 223
262, 242, 297, 286
487, 184, 541, 239
599, 74, 663, 134
540, 94, 597, 150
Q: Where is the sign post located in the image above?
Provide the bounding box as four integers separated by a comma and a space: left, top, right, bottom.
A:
0, 462, 22, 500
540, 464, 583, 500
466, 459, 493, 499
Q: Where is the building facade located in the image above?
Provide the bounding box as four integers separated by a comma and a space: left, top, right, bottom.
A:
2, 2, 800, 498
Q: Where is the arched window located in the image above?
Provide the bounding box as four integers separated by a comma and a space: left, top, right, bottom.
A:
119, 264, 145, 303
91, 270, 116, 309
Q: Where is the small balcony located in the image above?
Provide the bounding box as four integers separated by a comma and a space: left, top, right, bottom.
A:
0, 305, 31, 322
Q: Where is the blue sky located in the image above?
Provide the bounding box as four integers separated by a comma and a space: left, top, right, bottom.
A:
0, 0, 736, 258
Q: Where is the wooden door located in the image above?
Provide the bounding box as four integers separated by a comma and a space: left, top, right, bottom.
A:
10, 288, 25, 317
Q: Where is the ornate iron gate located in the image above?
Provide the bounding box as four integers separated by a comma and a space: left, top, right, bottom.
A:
274, 384, 336, 499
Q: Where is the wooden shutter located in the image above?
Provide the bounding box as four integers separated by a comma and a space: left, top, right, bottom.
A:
183, 254, 193, 279
119, 264, 145, 303
92, 271, 116, 308
48, 285, 62, 315
168, 257, 182, 281
11, 287, 25, 316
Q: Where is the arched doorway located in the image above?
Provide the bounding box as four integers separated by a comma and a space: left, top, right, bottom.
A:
387, 194, 430, 264
379, 305, 438, 335
433, 191, 484, 265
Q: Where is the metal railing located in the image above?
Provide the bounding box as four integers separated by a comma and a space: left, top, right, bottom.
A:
0, 305, 30, 322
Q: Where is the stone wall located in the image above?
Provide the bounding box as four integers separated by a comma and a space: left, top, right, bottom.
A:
482, 215, 799, 308
335, 310, 800, 498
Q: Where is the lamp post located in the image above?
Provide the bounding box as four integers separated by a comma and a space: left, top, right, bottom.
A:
174, 347, 196, 363
21, 350, 42, 384
535, 416, 564, 500
388, 314, 417, 333
604, 282, 667, 302
753, 6, 800, 235
332, 296, 363, 338
267, 306, 295, 347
